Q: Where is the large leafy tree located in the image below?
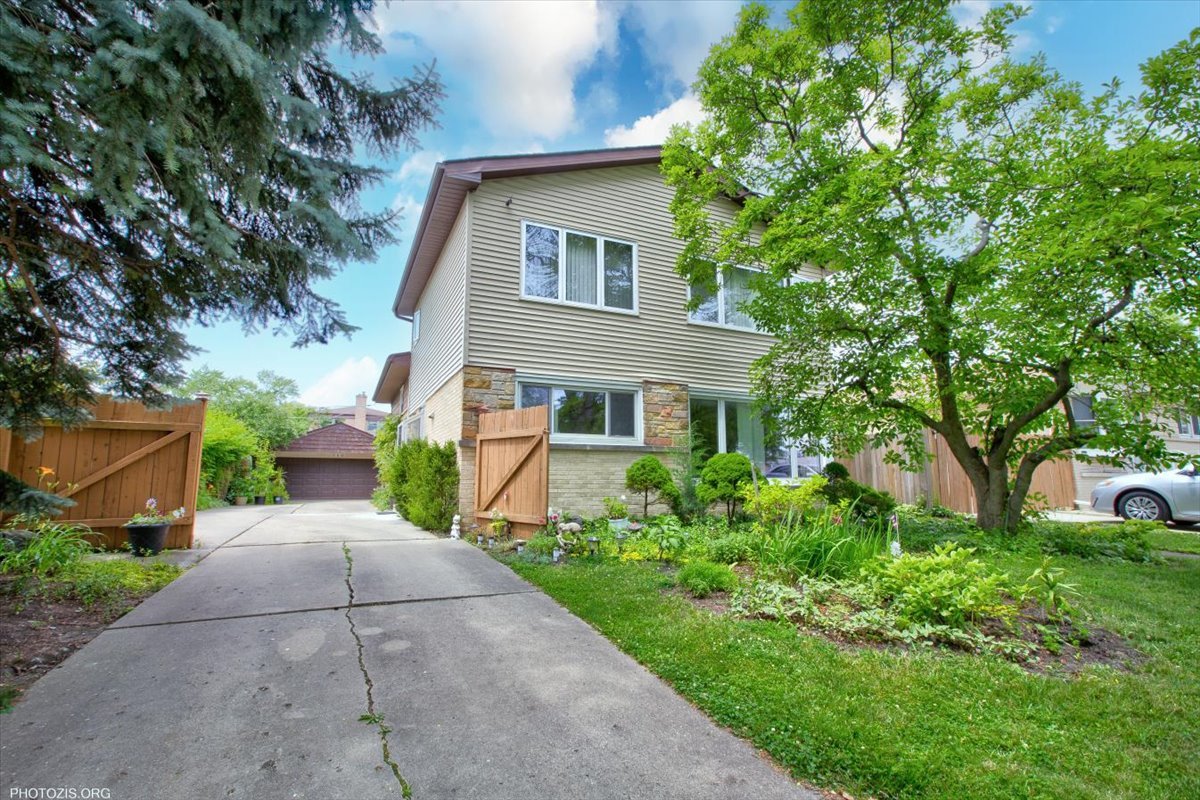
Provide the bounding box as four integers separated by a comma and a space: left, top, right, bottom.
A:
177, 367, 318, 449
0, 0, 441, 439
665, 1, 1200, 531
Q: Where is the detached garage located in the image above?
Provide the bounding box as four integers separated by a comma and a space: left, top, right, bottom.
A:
274, 423, 378, 500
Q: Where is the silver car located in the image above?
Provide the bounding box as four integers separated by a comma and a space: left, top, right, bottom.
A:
1091, 465, 1200, 524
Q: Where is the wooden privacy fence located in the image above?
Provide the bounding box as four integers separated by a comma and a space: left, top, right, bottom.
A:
845, 430, 1077, 514
474, 405, 549, 540
0, 396, 207, 549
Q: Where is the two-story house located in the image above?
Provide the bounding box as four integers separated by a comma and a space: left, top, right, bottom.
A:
372, 146, 822, 517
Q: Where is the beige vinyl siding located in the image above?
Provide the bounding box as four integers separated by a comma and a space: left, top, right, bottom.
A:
465, 164, 818, 394
409, 204, 468, 407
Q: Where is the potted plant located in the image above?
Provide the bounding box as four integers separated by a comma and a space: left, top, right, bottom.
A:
270, 467, 288, 504
250, 460, 273, 505
603, 496, 630, 531
124, 498, 185, 556
228, 474, 252, 505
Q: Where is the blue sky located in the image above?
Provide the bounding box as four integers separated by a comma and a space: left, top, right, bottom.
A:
180, 0, 1200, 409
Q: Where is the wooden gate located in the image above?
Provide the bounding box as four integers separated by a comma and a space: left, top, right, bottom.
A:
474, 405, 549, 540
0, 396, 207, 549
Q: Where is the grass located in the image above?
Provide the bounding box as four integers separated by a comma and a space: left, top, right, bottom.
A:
1144, 527, 1200, 555
506, 553, 1200, 799
51, 560, 182, 611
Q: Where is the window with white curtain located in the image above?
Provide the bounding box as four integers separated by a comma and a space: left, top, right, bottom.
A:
522, 221, 636, 312
688, 265, 761, 331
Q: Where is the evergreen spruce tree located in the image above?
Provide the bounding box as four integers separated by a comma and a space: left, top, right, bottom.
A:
0, 0, 442, 437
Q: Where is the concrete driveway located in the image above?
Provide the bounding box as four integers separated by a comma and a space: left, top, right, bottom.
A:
1, 502, 815, 800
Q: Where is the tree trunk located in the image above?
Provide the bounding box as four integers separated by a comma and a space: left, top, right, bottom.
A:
972, 462, 1022, 533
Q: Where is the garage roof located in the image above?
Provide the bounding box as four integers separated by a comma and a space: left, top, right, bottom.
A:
275, 422, 376, 460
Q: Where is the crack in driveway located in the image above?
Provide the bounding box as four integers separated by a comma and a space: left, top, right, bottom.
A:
342, 542, 412, 798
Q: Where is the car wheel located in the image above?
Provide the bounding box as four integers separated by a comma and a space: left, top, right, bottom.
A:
1118, 490, 1170, 522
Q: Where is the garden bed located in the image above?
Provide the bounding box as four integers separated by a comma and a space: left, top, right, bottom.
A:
504, 554, 1200, 799
0, 561, 181, 711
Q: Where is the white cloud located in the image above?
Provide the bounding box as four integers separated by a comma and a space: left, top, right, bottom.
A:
300, 357, 382, 408
604, 94, 705, 147
952, 0, 994, 29
619, 0, 741, 90
394, 150, 444, 184
373, 1, 617, 140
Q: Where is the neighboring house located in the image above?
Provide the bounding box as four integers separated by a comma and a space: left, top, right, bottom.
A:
1068, 395, 1200, 508
274, 422, 377, 500
326, 392, 388, 433
372, 146, 823, 517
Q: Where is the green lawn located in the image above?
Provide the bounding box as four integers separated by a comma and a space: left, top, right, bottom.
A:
506, 553, 1200, 800
1145, 527, 1200, 555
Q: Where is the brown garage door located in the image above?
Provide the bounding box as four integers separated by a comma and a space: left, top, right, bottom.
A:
277, 458, 377, 500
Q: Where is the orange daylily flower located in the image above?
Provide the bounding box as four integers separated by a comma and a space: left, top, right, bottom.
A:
36, 466, 55, 477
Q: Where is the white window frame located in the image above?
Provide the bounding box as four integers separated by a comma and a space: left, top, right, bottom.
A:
401, 406, 424, 442
689, 393, 754, 457
411, 309, 421, 344
689, 393, 823, 481
519, 220, 639, 315
686, 264, 771, 333
1177, 410, 1200, 439
516, 376, 642, 445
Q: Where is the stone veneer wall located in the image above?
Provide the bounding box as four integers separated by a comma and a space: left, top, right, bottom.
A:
642, 380, 689, 447
461, 365, 516, 440
450, 370, 692, 520
456, 365, 516, 527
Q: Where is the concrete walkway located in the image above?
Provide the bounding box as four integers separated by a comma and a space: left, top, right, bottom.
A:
1, 502, 815, 800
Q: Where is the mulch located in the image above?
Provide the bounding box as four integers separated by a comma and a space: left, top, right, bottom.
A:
1, 576, 123, 708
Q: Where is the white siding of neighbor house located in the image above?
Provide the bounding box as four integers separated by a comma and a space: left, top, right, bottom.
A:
464, 164, 817, 394
408, 204, 468, 409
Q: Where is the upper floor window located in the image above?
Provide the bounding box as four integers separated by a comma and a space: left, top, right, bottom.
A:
521, 221, 636, 313
688, 265, 760, 331
517, 379, 640, 442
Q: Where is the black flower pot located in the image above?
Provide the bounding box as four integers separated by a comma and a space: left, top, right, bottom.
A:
254, 496, 266, 505
126, 523, 169, 556
272, 495, 283, 504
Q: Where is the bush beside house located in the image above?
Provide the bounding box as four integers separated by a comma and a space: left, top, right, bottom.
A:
373, 421, 459, 532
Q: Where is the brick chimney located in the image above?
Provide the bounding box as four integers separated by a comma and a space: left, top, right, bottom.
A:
353, 392, 367, 431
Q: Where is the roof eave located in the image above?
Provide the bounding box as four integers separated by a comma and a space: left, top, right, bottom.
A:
372, 352, 412, 405
390, 146, 663, 319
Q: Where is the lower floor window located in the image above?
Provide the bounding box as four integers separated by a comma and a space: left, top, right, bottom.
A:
519, 381, 639, 441
689, 396, 824, 479
402, 409, 423, 442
